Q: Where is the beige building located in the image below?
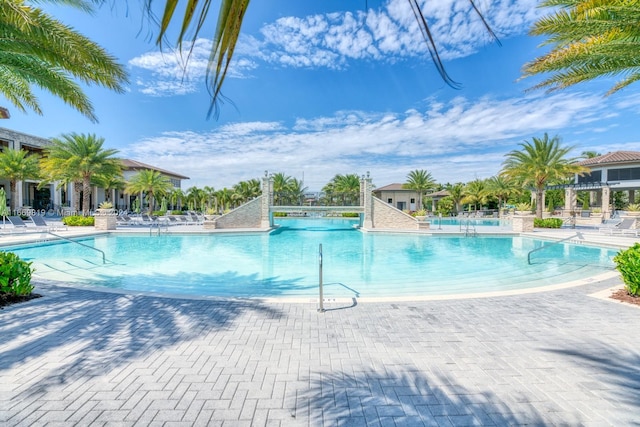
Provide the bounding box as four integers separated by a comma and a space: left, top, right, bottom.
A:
372, 183, 421, 211
0, 127, 188, 214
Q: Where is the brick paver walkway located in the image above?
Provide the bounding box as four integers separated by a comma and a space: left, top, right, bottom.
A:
1, 279, 639, 426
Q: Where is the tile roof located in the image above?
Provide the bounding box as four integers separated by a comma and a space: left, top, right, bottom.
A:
578, 151, 640, 166
373, 183, 410, 191
121, 159, 189, 180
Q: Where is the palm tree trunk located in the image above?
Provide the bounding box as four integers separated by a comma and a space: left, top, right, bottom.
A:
9, 180, 17, 213
536, 187, 544, 219
82, 176, 91, 216
73, 182, 81, 214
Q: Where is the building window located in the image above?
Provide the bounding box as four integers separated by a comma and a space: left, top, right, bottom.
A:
387, 198, 393, 204
410, 198, 415, 203
608, 167, 640, 181
577, 170, 602, 183
170, 178, 181, 188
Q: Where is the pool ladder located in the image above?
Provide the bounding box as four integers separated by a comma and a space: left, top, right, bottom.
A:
149, 220, 169, 236
460, 219, 477, 237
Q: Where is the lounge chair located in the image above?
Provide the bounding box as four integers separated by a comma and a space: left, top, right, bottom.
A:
29, 215, 68, 231
7, 216, 28, 232
600, 218, 638, 236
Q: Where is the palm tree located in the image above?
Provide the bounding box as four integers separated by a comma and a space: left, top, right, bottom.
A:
462, 179, 489, 212
145, 0, 495, 117
581, 151, 602, 159
92, 173, 125, 206
501, 133, 588, 218
272, 172, 293, 205
215, 187, 233, 212
323, 174, 360, 206
1, 0, 128, 122
486, 175, 520, 217
185, 186, 205, 211
404, 169, 437, 210
522, 0, 640, 95
0, 148, 40, 212
168, 187, 184, 211
40, 133, 122, 215
444, 183, 466, 214
125, 169, 172, 214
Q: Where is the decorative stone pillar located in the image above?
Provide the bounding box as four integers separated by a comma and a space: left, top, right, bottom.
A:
94, 208, 117, 230
512, 215, 534, 232
361, 172, 373, 230
260, 171, 272, 228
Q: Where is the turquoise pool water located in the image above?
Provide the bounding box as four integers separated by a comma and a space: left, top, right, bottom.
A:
5, 219, 616, 299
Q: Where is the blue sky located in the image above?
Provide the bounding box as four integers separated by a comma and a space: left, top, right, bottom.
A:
5, 0, 640, 191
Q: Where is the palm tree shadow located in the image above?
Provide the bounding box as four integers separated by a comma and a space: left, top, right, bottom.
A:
542, 341, 640, 410
1, 281, 284, 397
293, 368, 549, 426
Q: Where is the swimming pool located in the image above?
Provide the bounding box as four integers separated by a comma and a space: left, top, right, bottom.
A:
5, 219, 616, 299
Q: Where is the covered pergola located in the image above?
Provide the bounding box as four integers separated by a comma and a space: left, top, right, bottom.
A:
548, 151, 640, 220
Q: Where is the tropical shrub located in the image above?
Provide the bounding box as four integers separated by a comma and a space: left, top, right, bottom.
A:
62, 215, 95, 226
626, 203, 640, 212
516, 202, 533, 212
152, 210, 166, 217
0, 252, 34, 296
342, 212, 359, 217
412, 209, 427, 217
533, 218, 563, 228
98, 201, 113, 209
613, 243, 640, 296
171, 210, 183, 215
273, 212, 287, 217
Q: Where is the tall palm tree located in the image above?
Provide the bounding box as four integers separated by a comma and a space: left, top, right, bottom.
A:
522, 0, 640, 95
1, 0, 128, 122
125, 169, 172, 214
462, 179, 489, 212
215, 187, 233, 212
501, 133, 588, 218
444, 183, 465, 214
581, 150, 602, 159
40, 133, 122, 215
144, 0, 495, 117
404, 169, 437, 210
0, 148, 40, 212
486, 175, 520, 217
169, 187, 184, 211
272, 172, 293, 205
324, 174, 360, 206
184, 186, 204, 211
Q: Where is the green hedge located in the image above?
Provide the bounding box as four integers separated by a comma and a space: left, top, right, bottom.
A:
533, 218, 563, 228
342, 212, 360, 217
62, 215, 95, 226
273, 212, 287, 217
614, 243, 640, 296
0, 252, 34, 296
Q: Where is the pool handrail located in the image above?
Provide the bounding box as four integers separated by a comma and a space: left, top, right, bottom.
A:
47, 231, 107, 264
527, 232, 583, 265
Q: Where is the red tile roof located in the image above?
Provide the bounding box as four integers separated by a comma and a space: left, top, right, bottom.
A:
578, 151, 640, 166
121, 159, 189, 180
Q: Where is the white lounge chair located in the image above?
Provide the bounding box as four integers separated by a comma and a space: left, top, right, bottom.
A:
30, 215, 67, 231
7, 216, 28, 232
600, 218, 638, 236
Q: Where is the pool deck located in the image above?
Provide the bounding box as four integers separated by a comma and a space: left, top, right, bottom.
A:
1, 225, 639, 426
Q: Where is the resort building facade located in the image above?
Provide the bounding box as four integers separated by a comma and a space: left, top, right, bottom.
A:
0, 127, 188, 214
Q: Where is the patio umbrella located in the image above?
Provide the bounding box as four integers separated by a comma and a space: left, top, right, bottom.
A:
0, 188, 8, 229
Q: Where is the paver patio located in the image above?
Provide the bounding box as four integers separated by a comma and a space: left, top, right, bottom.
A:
1, 276, 639, 426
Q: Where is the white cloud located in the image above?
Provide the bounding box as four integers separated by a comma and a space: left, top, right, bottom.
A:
128, 0, 544, 96
122, 92, 615, 190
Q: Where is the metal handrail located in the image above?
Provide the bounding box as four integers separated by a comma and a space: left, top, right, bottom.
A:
47, 232, 107, 264
527, 232, 583, 265
318, 243, 324, 313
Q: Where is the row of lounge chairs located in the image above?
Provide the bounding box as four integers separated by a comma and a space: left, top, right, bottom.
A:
0, 215, 67, 233
116, 212, 205, 227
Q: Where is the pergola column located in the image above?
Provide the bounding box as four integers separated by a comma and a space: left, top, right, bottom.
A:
630, 190, 636, 204
564, 188, 577, 213
602, 186, 611, 220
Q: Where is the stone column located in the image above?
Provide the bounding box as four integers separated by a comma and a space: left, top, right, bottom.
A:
564, 188, 576, 213
602, 186, 611, 220
361, 172, 373, 229
260, 171, 272, 228
629, 190, 636, 204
